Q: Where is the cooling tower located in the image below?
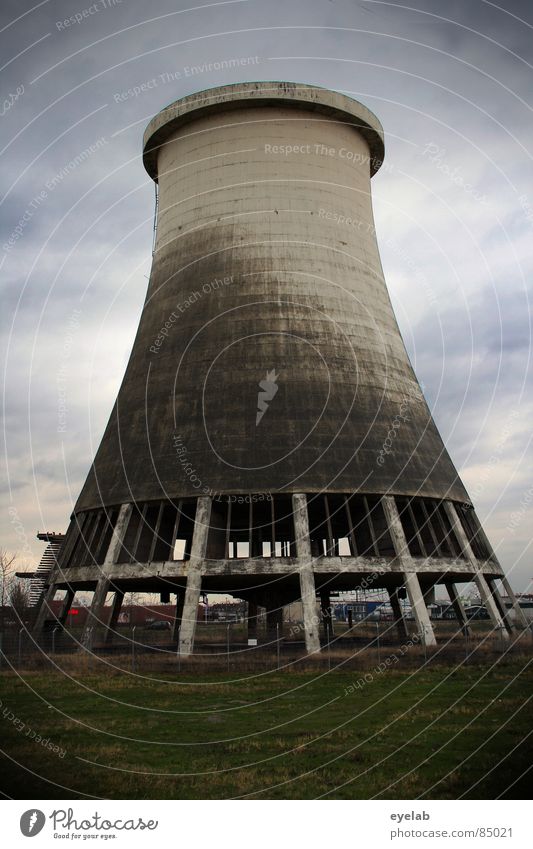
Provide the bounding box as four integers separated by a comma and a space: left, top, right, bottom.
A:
35, 82, 526, 653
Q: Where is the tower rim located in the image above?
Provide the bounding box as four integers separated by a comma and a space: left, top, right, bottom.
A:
142, 80, 385, 182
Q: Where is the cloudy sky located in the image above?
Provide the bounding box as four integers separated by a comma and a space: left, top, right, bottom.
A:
1, 0, 532, 592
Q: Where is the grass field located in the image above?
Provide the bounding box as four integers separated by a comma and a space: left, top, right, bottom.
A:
0, 653, 531, 800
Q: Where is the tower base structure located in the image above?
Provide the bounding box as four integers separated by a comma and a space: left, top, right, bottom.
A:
33, 492, 527, 655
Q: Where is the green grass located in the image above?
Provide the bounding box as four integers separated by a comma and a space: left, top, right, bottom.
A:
1, 656, 531, 799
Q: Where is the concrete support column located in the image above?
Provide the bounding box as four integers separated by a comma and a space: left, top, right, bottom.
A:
486, 578, 514, 636
172, 591, 185, 643
179, 571, 202, 656
80, 503, 132, 651
247, 600, 258, 640
445, 581, 470, 636
33, 583, 58, 633
499, 575, 528, 629
179, 497, 211, 657
58, 588, 75, 627
81, 577, 111, 650
442, 501, 476, 561
404, 571, 437, 647
105, 590, 124, 645
382, 495, 437, 647
474, 573, 510, 640
444, 501, 508, 640
388, 589, 409, 639
443, 500, 511, 641
292, 493, 321, 654
382, 495, 412, 560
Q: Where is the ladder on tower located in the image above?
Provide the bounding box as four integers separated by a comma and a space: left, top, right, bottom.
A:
30, 532, 65, 607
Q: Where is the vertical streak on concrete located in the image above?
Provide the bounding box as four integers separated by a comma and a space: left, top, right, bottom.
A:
81, 503, 132, 651
445, 581, 470, 636
292, 493, 320, 654
382, 496, 437, 647
179, 497, 211, 657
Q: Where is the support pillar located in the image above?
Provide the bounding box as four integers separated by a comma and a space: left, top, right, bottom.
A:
486, 578, 514, 636
474, 573, 510, 640
179, 497, 211, 657
500, 575, 529, 629
388, 589, 409, 639
292, 493, 321, 654
80, 503, 132, 651
58, 588, 75, 627
105, 590, 124, 645
404, 571, 438, 647
179, 571, 202, 656
445, 581, 470, 636
443, 501, 510, 641
247, 600, 258, 641
81, 577, 111, 651
382, 496, 437, 647
33, 583, 58, 633
172, 591, 185, 643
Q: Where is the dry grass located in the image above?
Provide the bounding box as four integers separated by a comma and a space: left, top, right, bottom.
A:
0, 647, 531, 800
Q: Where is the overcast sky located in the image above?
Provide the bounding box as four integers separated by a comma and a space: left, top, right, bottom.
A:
1, 0, 532, 592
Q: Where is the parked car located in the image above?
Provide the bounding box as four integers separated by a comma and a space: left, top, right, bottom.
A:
145, 620, 172, 630
464, 606, 490, 620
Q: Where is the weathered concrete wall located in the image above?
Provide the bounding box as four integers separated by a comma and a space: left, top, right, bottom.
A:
75, 82, 468, 511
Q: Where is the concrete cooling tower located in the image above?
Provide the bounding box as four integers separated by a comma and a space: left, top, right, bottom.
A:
34, 82, 527, 654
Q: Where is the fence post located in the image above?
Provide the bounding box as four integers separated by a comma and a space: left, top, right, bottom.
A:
52, 626, 60, 656
18, 628, 23, 667
131, 626, 136, 672
226, 624, 230, 672
276, 623, 280, 670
